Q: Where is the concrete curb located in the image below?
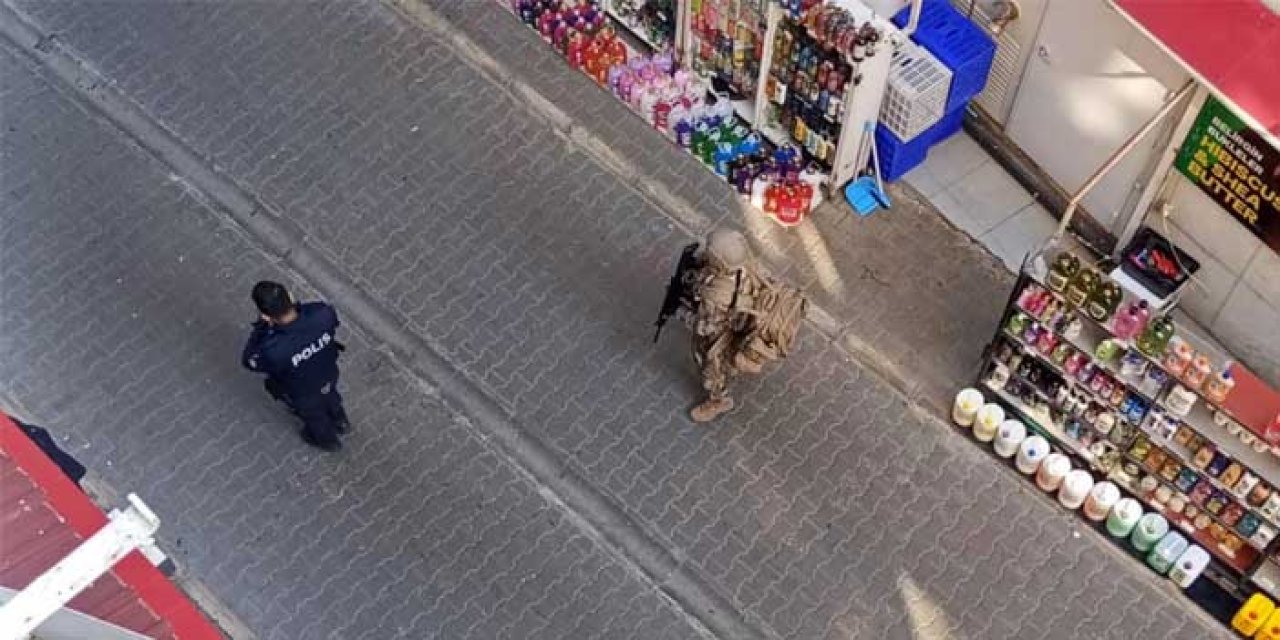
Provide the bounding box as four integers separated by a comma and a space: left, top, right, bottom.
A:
0, 3, 763, 639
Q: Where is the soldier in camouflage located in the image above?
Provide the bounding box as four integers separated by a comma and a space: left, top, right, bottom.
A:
688, 230, 769, 422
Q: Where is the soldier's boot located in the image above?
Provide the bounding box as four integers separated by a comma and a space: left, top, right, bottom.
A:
733, 352, 764, 375
690, 396, 735, 423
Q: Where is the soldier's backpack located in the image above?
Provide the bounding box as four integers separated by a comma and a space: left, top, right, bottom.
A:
740, 279, 807, 364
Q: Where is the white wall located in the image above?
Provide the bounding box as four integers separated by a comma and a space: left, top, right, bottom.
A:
1004, 0, 1189, 229
1144, 171, 1280, 387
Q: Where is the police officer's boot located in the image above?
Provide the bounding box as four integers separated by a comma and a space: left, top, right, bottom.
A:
690, 396, 734, 423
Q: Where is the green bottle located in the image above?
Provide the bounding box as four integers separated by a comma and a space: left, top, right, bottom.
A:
1065, 267, 1099, 308
1047, 252, 1080, 292
1087, 280, 1122, 322
1136, 315, 1175, 357
1006, 312, 1030, 336
1095, 338, 1122, 363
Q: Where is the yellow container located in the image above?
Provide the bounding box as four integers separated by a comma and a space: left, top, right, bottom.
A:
1257, 608, 1280, 640
1235, 593, 1276, 636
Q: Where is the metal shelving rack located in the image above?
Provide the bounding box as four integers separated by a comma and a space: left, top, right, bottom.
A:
978, 249, 1280, 597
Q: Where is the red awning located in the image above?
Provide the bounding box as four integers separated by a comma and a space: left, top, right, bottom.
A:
0, 414, 222, 639
1110, 0, 1280, 148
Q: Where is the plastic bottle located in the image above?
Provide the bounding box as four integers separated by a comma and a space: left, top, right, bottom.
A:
1234, 593, 1276, 636
1146, 531, 1188, 574
1111, 300, 1149, 341
1204, 367, 1236, 404
1136, 315, 1175, 357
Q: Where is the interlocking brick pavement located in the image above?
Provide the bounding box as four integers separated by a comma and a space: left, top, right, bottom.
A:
0, 42, 707, 640
6, 0, 1229, 638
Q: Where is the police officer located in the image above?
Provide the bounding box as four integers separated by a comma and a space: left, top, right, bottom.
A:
242, 281, 350, 452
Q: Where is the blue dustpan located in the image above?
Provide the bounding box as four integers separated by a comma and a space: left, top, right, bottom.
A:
845, 176, 890, 216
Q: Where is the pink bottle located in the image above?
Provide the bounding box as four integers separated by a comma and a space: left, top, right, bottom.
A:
1112, 300, 1150, 341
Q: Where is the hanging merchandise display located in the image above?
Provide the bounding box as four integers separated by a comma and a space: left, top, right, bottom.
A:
606, 0, 679, 50
687, 0, 769, 104
507, 0, 900, 228
969, 240, 1280, 614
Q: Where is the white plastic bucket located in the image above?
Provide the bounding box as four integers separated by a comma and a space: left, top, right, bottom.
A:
1015, 436, 1049, 475
1036, 454, 1071, 492
993, 420, 1027, 458
1169, 545, 1211, 588
974, 404, 1004, 442
1082, 482, 1120, 521
952, 388, 984, 427
1058, 470, 1094, 510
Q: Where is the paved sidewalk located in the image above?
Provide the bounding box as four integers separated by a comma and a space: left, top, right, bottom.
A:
0, 42, 705, 640
415, 0, 1016, 415
4, 0, 1227, 638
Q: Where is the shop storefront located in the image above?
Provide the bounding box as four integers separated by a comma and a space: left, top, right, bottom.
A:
958, 15, 1280, 625
500, 0, 997, 223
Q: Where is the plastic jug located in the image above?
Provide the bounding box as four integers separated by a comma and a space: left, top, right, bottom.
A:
1256, 608, 1280, 640
974, 404, 1004, 443
1146, 531, 1188, 574
1058, 470, 1094, 510
1130, 513, 1169, 553
993, 420, 1027, 458
1036, 454, 1071, 492
952, 388, 984, 427
1168, 545, 1210, 589
1015, 436, 1049, 475
1234, 593, 1277, 636
1082, 482, 1120, 522
1106, 498, 1143, 537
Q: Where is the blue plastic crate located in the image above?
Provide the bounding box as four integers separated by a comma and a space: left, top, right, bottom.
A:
927, 104, 967, 145
875, 123, 929, 182
894, 0, 996, 113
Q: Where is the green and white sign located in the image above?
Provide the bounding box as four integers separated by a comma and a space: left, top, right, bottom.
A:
1175, 96, 1280, 252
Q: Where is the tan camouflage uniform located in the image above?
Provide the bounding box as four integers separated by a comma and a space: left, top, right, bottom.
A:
687, 230, 762, 422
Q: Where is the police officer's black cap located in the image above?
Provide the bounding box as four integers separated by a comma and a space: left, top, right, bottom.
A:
252, 280, 293, 318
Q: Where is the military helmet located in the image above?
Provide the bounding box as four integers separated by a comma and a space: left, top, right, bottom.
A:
706, 229, 750, 269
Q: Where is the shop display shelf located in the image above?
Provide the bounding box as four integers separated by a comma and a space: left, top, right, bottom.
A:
1179, 397, 1280, 489
1111, 471, 1258, 573
1017, 273, 1280, 487
604, 4, 669, 51
993, 335, 1129, 454
982, 379, 1098, 467
1026, 257, 1260, 436
1010, 304, 1152, 400
1121, 447, 1267, 552
1133, 429, 1270, 524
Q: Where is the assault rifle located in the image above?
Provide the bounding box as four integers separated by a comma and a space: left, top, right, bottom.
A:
653, 242, 701, 343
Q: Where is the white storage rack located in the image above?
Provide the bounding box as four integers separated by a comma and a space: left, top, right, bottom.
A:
880, 40, 950, 141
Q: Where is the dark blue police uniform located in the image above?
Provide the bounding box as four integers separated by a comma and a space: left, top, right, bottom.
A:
241, 302, 348, 448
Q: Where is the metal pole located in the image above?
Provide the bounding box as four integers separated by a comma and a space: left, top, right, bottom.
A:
1050, 78, 1196, 242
